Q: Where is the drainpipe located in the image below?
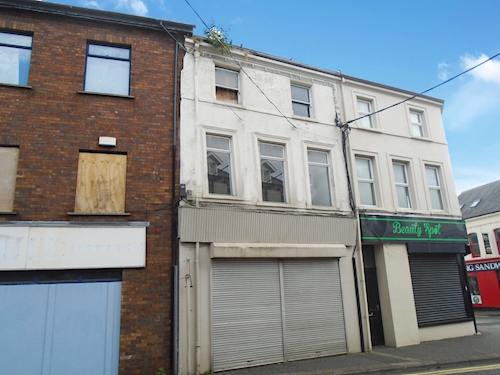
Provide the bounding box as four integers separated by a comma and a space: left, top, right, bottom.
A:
195, 242, 201, 375
185, 264, 192, 375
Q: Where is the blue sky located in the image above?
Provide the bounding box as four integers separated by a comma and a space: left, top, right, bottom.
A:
49, 0, 500, 194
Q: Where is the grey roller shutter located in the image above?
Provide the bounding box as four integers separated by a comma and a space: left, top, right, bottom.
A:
282, 259, 347, 361
212, 259, 284, 372
409, 254, 468, 327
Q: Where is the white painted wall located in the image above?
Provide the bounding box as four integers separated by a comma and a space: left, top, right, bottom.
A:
342, 80, 462, 217
375, 243, 420, 347
464, 212, 500, 260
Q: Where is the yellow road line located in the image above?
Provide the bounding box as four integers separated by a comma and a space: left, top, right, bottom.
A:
405, 363, 500, 375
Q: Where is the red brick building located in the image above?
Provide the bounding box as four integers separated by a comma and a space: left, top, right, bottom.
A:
0, 1, 192, 374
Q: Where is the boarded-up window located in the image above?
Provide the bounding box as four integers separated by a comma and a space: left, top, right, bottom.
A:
0, 147, 19, 212
74, 152, 127, 214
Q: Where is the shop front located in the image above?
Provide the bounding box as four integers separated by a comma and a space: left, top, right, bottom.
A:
359, 214, 475, 347
466, 258, 500, 308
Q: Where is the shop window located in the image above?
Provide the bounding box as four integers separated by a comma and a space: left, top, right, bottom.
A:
259, 142, 286, 203
0, 31, 32, 86
355, 157, 377, 206
469, 233, 480, 257
393, 162, 412, 209
74, 152, 127, 214
84, 42, 131, 96
307, 149, 332, 206
206, 135, 233, 195
468, 275, 482, 305
215, 67, 239, 103
0, 147, 19, 212
291, 84, 311, 117
483, 233, 492, 254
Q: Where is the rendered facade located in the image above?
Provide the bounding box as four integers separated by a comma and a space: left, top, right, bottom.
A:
460, 180, 500, 308
177, 36, 474, 374
0, 1, 192, 374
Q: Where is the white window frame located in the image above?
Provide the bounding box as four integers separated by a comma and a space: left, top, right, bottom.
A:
0, 31, 32, 86
84, 42, 131, 96
357, 99, 374, 129
206, 134, 234, 196
259, 141, 287, 203
393, 162, 412, 209
410, 110, 425, 137
215, 67, 240, 103
425, 165, 445, 211
307, 149, 333, 206
291, 84, 311, 118
355, 156, 377, 206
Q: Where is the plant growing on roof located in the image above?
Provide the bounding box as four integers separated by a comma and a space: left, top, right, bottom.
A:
205, 23, 232, 52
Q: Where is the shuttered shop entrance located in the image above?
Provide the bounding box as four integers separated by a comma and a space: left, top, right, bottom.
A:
212, 259, 346, 372
409, 254, 468, 327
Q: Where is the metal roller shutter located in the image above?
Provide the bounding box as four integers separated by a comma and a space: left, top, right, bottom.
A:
282, 259, 347, 361
212, 259, 284, 372
409, 254, 467, 327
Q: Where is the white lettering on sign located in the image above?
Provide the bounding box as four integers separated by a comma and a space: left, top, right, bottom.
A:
467, 261, 500, 272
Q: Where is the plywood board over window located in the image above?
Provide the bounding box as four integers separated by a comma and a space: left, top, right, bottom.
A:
0, 147, 19, 212
75, 152, 127, 214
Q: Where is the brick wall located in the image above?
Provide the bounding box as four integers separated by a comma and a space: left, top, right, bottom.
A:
0, 7, 185, 375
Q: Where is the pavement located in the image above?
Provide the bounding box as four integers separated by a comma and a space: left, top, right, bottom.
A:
220, 310, 500, 375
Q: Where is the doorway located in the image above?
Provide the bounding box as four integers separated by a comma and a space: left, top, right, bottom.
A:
362, 245, 385, 346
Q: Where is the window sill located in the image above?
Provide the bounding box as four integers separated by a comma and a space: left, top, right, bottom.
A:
68, 212, 131, 216
0, 211, 17, 215
0, 83, 33, 90
356, 126, 382, 133
292, 115, 318, 123
77, 91, 135, 99
411, 135, 432, 142
214, 99, 245, 109
203, 194, 245, 202
255, 201, 293, 209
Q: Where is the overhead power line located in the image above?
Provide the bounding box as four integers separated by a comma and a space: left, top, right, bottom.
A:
343, 51, 500, 126
183, 0, 297, 129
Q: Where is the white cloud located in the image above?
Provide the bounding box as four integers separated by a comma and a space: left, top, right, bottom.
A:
232, 16, 243, 25
461, 53, 500, 85
453, 166, 500, 195
82, 0, 101, 8
115, 0, 148, 16
437, 61, 452, 80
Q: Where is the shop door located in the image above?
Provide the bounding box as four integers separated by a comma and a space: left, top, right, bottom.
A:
0, 281, 121, 375
363, 246, 385, 346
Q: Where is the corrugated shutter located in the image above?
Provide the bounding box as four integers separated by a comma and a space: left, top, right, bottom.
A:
282, 259, 347, 361
409, 254, 467, 327
212, 259, 284, 372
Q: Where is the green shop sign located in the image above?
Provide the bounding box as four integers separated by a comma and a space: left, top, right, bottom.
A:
360, 215, 468, 243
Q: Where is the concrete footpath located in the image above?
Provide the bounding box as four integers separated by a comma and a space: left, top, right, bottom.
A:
221, 310, 500, 375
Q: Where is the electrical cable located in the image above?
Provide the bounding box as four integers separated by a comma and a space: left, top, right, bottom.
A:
183, 0, 297, 129
343, 51, 500, 126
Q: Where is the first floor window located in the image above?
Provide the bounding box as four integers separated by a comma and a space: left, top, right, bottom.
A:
495, 229, 500, 255
483, 233, 492, 254
426, 166, 444, 210
84, 43, 131, 95
0, 147, 19, 212
260, 142, 286, 203
74, 152, 127, 214
215, 67, 239, 103
291, 85, 311, 117
206, 135, 233, 195
393, 162, 412, 209
357, 99, 374, 128
0, 31, 32, 86
469, 233, 480, 257
410, 111, 425, 137
355, 157, 376, 206
308, 150, 332, 206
